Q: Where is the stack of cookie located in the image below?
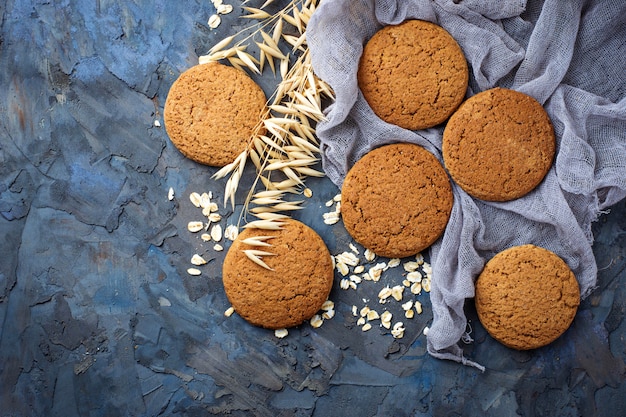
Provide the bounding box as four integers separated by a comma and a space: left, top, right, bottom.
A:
347, 19, 578, 350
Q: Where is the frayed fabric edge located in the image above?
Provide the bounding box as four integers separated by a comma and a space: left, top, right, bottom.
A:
427, 343, 486, 372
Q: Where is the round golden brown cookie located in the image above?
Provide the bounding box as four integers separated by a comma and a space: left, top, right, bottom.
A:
475, 244, 580, 350
341, 143, 453, 258
222, 219, 334, 329
442, 87, 555, 201
164, 63, 267, 167
357, 19, 468, 130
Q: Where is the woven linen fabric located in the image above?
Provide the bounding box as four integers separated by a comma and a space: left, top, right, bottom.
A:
308, 0, 626, 369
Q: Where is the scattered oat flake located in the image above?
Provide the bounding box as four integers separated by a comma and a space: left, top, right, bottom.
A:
381, 311, 392, 328
303, 188, 313, 198
333, 194, 342, 202
201, 233, 211, 242
217, 3, 233, 14
415, 301, 423, 314
189, 192, 202, 208
404, 261, 420, 272
364, 248, 376, 262
321, 300, 334, 311
391, 285, 404, 302
187, 268, 201, 276
354, 265, 365, 274
210, 224, 223, 242
401, 300, 413, 311
336, 261, 349, 276
340, 279, 350, 290
349, 274, 362, 284
378, 286, 392, 302
366, 310, 380, 321
274, 328, 288, 338
362, 323, 372, 332
213, 244, 224, 251
410, 282, 422, 295
407, 271, 422, 283
224, 306, 235, 317
405, 309, 415, 319
208, 14, 221, 29
158, 297, 171, 307
325, 199, 334, 207
368, 266, 382, 282
357, 317, 366, 326
224, 224, 239, 241
168, 187, 174, 201
388, 258, 400, 268
391, 322, 405, 338
200, 192, 211, 209
423, 326, 430, 336
335, 252, 359, 266
154, 119, 161, 127
310, 315, 323, 328
188, 221, 204, 233
323, 211, 340, 225
322, 309, 335, 320
191, 254, 207, 266
422, 278, 431, 292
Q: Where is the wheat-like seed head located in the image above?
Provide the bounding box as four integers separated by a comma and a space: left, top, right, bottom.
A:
200, 0, 333, 269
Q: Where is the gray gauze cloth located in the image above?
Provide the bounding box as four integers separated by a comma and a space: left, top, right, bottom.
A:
308, 0, 626, 369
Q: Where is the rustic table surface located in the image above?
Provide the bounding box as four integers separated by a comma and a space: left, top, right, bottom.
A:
1, 1, 624, 416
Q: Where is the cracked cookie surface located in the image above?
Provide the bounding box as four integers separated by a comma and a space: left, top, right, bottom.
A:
475, 244, 580, 350
357, 19, 468, 130
341, 143, 453, 258
222, 219, 333, 329
164, 62, 267, 167
442, 87, 555, 201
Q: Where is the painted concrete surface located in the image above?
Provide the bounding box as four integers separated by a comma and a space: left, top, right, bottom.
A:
1, 1, 624, 416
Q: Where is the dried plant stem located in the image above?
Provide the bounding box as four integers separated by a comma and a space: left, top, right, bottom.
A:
200, 0, 333, 269
205, 0, 331, 221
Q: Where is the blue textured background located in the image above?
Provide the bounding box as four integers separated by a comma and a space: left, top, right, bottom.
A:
1, 1, 624, 416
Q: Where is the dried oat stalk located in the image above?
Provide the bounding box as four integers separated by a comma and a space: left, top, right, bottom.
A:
202, 0, 333, 230
200, 0, 333, 270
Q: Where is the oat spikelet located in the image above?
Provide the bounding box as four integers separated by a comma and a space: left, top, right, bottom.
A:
201, 1, 334, 271
241, 236, 275, 247
200, 0, 333, 211
243, 220, 286, 230
242, 7, 272, 20
243, 249, 276, 270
